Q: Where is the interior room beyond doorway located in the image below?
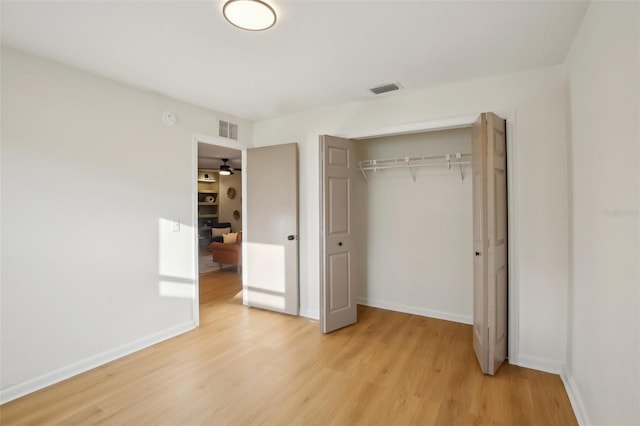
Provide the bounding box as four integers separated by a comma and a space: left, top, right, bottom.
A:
197, 142, 243, 274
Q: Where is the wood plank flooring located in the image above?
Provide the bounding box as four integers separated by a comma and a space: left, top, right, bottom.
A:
1, 271, 577, 425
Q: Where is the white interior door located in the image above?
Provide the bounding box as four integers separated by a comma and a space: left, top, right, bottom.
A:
320, 135, 357, 333
472, 112, 508, 375
246, 143, 299, 315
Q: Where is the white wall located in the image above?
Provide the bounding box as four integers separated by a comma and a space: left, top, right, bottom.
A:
564, 2, 640, 424
219, 173, 243, 232
355, 129, 473, 323
252, 65, 570, 368
0, 47, 251, 401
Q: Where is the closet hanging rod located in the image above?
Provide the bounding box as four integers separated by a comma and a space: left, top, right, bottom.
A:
358, 152, 471, 167
358, 160, 470, 171
357, 152, 472, 182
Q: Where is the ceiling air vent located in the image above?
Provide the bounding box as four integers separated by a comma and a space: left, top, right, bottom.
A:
370, 82, 402, 95
219, 120, 238, 140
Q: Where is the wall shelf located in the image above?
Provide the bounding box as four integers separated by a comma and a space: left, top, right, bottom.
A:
358, 152, 472, 182
197, 170, 220, 246
198, 169, 217, 183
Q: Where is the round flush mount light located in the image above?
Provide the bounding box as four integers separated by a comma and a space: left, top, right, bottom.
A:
223, 0, 277, 31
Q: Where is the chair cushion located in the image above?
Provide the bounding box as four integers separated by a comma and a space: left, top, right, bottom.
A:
223, 233, 238, 244
212, 227, 231, 237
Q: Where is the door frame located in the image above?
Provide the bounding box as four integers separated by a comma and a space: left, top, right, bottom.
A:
327, 111, 520, 363
191, 132, 249, 326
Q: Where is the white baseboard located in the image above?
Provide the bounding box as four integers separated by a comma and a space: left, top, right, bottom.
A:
0, 321, 196, 404
299, 308, 319, 320
356, 297, 473, 325
560, 365, 590, 426
511, 359, 588, 424
513, 353, 563, 374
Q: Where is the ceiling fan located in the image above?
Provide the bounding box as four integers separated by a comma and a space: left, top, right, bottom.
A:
219, 158, 234, 175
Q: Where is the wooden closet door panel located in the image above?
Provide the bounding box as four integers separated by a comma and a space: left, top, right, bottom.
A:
472, 113, 489, 373
472, 112, 508, 375
486, 112, 508, 375
320, 135, 357, 333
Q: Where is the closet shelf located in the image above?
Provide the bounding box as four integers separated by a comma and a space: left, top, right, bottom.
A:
358, 152, 472, 182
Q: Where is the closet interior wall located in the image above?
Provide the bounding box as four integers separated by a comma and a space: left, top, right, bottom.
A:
355, 128, 473, 323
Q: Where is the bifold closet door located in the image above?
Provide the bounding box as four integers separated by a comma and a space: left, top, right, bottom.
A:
319, 135, 357, 333
472, 112, 508, 375
246, 143, 299, 316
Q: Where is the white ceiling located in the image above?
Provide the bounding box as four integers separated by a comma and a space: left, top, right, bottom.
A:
198, 142, 241, 169
1, 1, 588, 122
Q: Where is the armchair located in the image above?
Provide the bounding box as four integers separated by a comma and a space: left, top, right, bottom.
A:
208, 231, 242, 273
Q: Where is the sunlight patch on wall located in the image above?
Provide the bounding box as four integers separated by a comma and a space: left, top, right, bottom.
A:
158, 218, 196, 299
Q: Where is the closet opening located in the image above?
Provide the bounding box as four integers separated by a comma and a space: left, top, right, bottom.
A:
320, 112, 513, 374
354, 127, 475, 325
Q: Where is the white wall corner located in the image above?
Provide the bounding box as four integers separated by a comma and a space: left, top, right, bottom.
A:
0, 321, 197, 405
560, 365, 591, 426
513, 353, 563, 374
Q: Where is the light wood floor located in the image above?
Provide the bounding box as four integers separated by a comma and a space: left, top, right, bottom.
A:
1, 271, 577, 425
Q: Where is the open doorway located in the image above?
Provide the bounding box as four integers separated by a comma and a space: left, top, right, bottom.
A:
193, 138, 300, 319
197, 142, 243, 304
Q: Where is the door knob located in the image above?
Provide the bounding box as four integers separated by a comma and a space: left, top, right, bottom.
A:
475, 251, 481, 256
287, 235, 295, 241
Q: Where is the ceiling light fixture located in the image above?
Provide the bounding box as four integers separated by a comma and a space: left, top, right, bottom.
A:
219, 158, 234, 175
223, 0, 277, 31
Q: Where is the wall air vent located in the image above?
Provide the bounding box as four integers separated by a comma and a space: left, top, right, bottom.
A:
370, 82, 402, 95
219, 120, 238, 140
